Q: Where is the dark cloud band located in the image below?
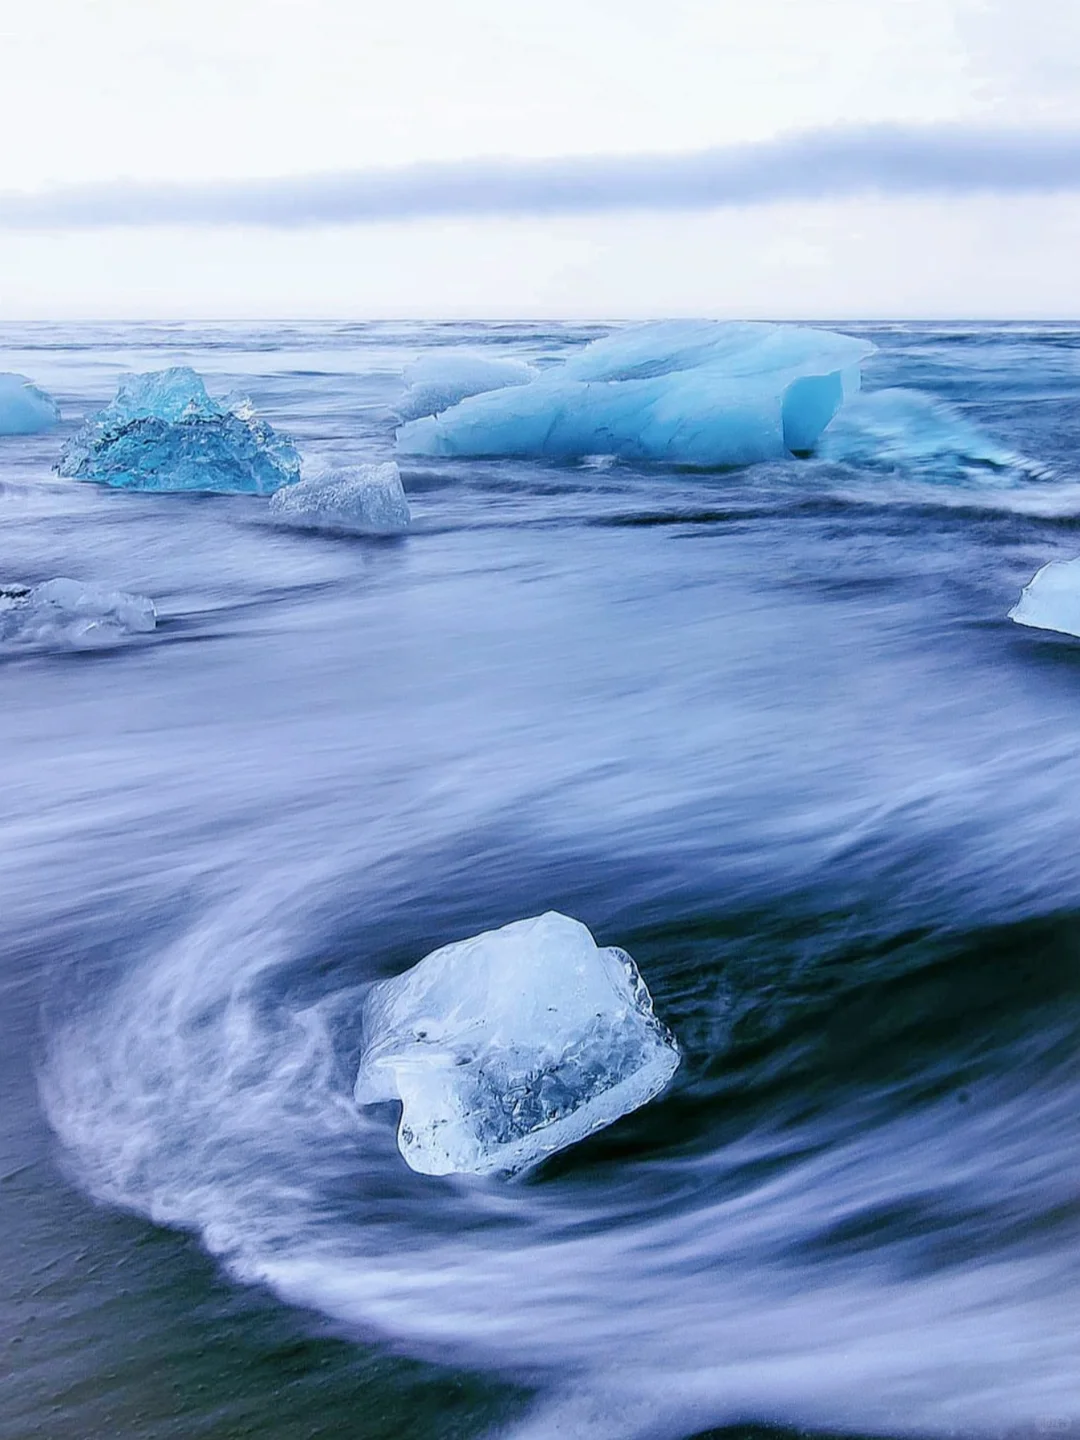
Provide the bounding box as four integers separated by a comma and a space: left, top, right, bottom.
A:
4, 124, 1080, 227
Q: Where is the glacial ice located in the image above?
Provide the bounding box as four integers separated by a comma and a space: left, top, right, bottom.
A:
101, 368, 223, 426
0, 578, 156, 649
1009, 559, 1080, 638
268, 461, 411, 534
396, 321, 873, 467
0, 373, 60, 435
397, 353, 538, 421
815, 388, 1033, 480
56, 367, 301, 493
354, 911, 680, 1177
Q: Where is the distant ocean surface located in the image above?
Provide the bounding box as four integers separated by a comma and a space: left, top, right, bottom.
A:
4, 320, 1080, 1440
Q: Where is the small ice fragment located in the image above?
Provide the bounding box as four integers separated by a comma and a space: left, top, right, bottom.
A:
397, 353, 538, 421
0, 578, 156, 649
0, 373, 60, 435
268, 461, 410, 534
396, 321, 872, 467
56, 367, 300, 494
1009, 558, 1080, 637
816, 387, 1036, 481
354, 911, 680, 1177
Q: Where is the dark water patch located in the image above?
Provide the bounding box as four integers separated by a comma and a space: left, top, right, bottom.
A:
0, 1211, 527, 1440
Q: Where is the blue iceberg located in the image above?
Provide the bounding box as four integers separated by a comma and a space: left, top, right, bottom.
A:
0, 578, 156, 650
815, 387, 1039, 481
396, 321, 873, 467
269, 460, 411, 534
354, 911, 680, 1178
56, 367, 300, 493
0, 373, 60, 435
397, 352, 538, 421
1009, 559, 1080, 638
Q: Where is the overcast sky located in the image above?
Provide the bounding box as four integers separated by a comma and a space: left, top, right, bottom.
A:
2, 0, 1079, 318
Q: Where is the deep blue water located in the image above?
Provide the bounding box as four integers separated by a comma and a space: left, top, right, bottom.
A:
4, 322, 1080, 1440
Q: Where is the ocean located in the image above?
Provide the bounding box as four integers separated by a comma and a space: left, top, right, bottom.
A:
3, 320, 1080, 1440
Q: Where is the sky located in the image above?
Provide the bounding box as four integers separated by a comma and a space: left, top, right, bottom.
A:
2, 0, 1079, 318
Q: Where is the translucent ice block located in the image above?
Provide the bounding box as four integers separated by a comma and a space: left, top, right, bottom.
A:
0, 373, 60, 435
268, 461, 410, 534
355, 912, 680, 1177
1010, 558, 1080, 638
0, 578, 156, 649
397, 353, 538, 421
396, 321, 872, 467
57, 367, 300, 493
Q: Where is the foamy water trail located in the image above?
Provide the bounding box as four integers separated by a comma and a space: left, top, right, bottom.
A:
39, 844, 1080, 1438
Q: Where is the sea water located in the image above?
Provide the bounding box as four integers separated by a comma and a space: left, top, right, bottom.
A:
4, 320, 1080, 1440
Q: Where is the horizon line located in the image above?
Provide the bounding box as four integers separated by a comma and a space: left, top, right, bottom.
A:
6, 314, 1080, 325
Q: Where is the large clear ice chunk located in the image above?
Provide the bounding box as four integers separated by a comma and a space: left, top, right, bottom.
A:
0, 578, 156, 650
1009, 558, 1080, 638
396, 321, 873, 467
268, 461, 410, 534
56, 367, 301, 493
0, 373, 60, 435
354, 911, 680, 1177
397, 353, 538, 421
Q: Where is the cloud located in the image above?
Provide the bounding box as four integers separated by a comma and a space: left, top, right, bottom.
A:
3, 124, 1080, 228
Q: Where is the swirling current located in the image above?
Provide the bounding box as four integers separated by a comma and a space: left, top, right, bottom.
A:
3, 321, 1080, 1440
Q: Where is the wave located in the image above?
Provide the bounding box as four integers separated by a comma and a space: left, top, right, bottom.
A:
816, 387, 1049, 483
22, 318, 1080, 1439
39, 849, 1080, 1438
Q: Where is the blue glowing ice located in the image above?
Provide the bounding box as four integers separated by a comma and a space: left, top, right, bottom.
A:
56, 367, 300, 493
354, 911, 680, 1177
396, 322, 873, 467
0, 373, 60, 435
